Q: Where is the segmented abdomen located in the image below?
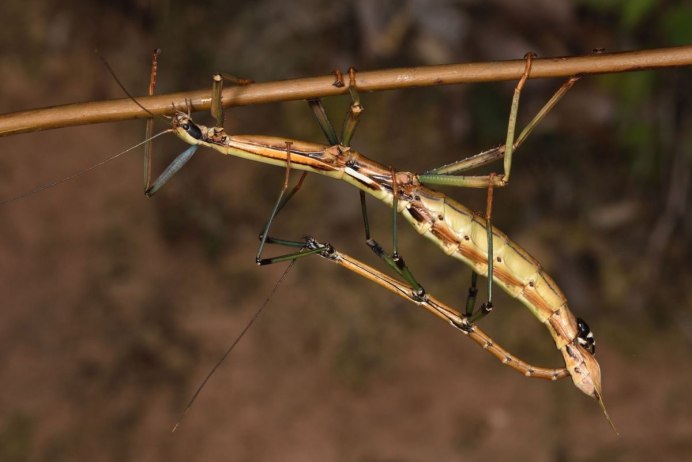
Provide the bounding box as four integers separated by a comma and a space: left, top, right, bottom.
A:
399, 185, 580, 349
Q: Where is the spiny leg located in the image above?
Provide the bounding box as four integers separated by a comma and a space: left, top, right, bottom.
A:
419, 53, 581, 186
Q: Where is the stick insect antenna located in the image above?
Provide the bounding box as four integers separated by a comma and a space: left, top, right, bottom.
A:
0, 130, 171, 207
172, 259, 297, 432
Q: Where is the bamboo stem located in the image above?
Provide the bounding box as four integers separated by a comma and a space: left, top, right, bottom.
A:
1, 46, 691, 137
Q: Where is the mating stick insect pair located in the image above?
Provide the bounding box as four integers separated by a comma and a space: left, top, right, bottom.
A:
88, 52, 617, 432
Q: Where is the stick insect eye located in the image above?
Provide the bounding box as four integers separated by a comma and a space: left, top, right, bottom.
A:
576, 317, 596, 355
182, 122, 203, 140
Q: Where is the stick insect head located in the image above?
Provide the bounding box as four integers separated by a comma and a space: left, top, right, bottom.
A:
170, 111, 204, 145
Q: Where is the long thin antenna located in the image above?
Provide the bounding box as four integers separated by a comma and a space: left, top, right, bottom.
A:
172, 260, 298, 432
0, 130, 171, 207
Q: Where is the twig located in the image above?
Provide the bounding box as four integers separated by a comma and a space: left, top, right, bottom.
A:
1, 46, 691, 137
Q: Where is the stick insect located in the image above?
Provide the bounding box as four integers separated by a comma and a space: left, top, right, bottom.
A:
127, 53, 615, 432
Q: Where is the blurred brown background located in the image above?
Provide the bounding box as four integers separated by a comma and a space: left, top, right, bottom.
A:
0, 1, 691, 461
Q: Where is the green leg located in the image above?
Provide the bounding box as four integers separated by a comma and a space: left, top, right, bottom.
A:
346, 69, 426, 297
256, 236, 330, 266
309, 68, 364, 148
464, 272, 478, 317
419, 53, 580, 313
482, 175, 495, 310
419, 55, 581, 318
308, 98, 339, 145
463, 270, 494, 324
211, 72, 254, 129
421, 54, 581, 180
362, 169, 426, 298
255, 142, 299, 264
252, 87, 348, 269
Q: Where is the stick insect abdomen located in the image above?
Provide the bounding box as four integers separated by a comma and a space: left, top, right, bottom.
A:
393, 180, 608, 406
399, 182, 568, 322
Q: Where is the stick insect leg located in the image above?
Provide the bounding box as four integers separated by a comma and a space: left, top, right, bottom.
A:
341, 67, 364, 147
309, 71, 374, 254
256, 236, 329, 265
481, 175, 495, 314
464, 272, 479, 317
463, 270, 494, 323
254, 69, 359, 261
309, 70, 370, 236
215, 72, 309, 264
143, 48, 161, 192
343, 68, 427, 296
418, 53, 581, 186
312, 238, 570, 381
211, 72, 254, 129
364, 170, 426, 298
255, 70, 357, 269
255, 142, 305, 264
336, 69, 375, 257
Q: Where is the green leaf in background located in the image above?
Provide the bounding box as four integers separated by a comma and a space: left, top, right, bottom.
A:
660, 5, 692, 45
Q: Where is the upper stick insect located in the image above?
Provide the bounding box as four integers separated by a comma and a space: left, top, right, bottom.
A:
130, 53, 615, 432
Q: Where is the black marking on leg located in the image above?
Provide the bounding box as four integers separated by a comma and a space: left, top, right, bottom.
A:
367, 239, 385, 257
451, 318, 474, 333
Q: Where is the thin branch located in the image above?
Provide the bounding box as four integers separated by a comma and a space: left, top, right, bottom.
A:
1, 46, 691, 137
